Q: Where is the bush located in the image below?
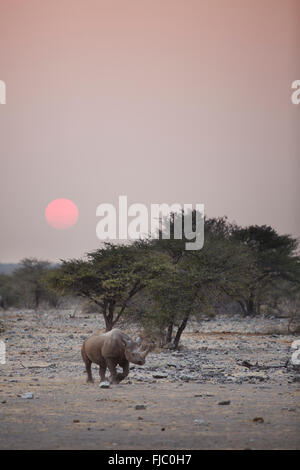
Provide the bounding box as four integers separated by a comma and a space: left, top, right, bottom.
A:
0, 274, 21, 308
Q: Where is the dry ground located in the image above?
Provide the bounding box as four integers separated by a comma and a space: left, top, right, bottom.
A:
0, 309, 299, 450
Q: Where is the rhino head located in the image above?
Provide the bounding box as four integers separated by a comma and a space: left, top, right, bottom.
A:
122, 338, 150, 365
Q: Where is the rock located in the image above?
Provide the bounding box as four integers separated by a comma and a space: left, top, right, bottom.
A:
135, 404, 147, 410
152, 373, 168, 379
163, 342, 175, 350
21, 392, 34, 399
241, 360, 253, 369
99, 381, 110, 389
252, 417, 264, 423
292, 376, 300, 383
20, 362, 54, 369
194, 419, 206, 425
180, 374, 196, 381
218, 400, 231, 405
226, 376, 238, 383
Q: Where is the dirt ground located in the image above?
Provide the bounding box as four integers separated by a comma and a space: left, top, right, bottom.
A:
0, 309, 299, 450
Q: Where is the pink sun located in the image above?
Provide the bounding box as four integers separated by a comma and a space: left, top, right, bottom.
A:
45, 198, 79, 230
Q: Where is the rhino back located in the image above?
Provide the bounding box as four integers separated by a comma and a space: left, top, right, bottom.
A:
84, 329, 126, 363
101, 329, 126, 359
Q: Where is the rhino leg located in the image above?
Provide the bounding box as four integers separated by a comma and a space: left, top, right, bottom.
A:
99, 359, 107, 382
116, 359, 129, 383
81, 346, 93, 383
106, 358, 119, 384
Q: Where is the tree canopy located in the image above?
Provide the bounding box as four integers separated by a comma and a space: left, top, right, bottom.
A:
46, 241, 169, 330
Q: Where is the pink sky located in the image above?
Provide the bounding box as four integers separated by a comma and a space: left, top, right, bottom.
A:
0, 0, 299, 262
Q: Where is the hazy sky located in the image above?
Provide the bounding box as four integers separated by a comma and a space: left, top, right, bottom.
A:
0, 0, 299, 262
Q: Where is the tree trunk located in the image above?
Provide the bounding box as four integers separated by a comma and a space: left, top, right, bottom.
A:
105, 302, 116, 331
102, 303, 114, 331
246, 292, 256, 316
166, 322, 174, 343
173, 314, 190, 349
34, 288, 41, 310
238, 300, 247, 315
103, 313, 113, 331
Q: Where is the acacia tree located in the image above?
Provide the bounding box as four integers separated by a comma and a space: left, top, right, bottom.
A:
150, 237, 255, 348
13, 258, 58, 309
46, 241, 168, 331
0, 274, 20, 308
232, 225, 300, 315
145, 214, 255, 348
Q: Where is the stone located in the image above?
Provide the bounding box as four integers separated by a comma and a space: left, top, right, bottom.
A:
20, 362, 54, 369
99, 381, 110, 389
21, 392, 34, 399
180, 374, 196, 381
252, 417, 264, 423
194, 419, 206, 425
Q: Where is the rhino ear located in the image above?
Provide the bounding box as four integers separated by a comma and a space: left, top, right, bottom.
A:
121, 338, 135, 350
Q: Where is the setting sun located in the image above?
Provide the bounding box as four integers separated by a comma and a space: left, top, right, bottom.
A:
45, 198, 78, 230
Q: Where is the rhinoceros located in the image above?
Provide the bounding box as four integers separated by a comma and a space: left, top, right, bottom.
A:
81, 328, 150, 384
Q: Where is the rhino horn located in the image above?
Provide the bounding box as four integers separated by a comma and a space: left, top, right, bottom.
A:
141, 347, 151, 359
